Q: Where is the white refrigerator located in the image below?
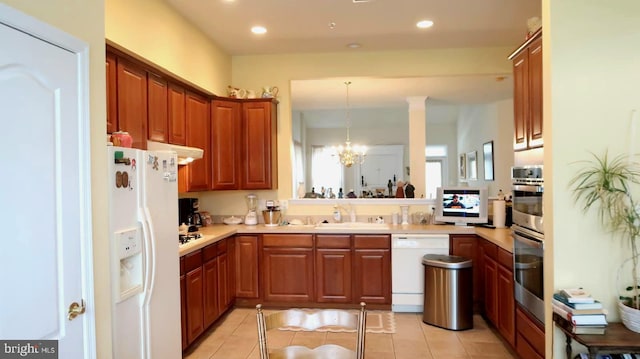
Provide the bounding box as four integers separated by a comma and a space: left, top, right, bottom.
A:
107, 146, 181, 359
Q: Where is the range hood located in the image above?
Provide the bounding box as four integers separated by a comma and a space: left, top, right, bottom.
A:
146, 140, 204, 165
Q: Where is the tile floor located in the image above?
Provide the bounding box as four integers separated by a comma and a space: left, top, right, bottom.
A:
183, 308, 517, 359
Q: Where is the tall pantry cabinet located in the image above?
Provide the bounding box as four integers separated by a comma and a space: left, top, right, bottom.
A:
510, 29, 542, 151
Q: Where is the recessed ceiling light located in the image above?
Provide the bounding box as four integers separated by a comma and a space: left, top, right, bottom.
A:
346, 43, 361, 49
416, 20, 434, 29
251, 26, 267, 35
328, 22, 336, 30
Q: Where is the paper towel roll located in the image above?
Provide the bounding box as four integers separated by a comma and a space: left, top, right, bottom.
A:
493, 200, 506, 228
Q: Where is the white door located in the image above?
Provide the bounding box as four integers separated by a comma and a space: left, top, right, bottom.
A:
0, 5, 94, 358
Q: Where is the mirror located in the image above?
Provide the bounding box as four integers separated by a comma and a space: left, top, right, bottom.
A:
291, 75, 512, 199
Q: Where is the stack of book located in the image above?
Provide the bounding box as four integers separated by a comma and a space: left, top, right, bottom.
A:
553, 288, 608, 334
575, 354, 640, 358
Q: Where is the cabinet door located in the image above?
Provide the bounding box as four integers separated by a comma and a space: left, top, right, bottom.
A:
180, 274, 187, 350
235, 235, 259, 298
168, 83, 187, 145
241, 100, 277, 189
512, 50, 529, 151
484, 255, 498, 325
450, 234, 480, 309
203, 257, 219, 328
353, 249, 391, 304
211, 99, 242, 190
263, 247, 314, 302
316, 248, 352, 303
226, 236, 236, 306
147, 72, 168, 143
217, 246, 232, 313
116, 58, 147, 149
185, 266, 204, 344
106, 52, 118, 134
185, 91, 211, 191
528, 36, 543, 148
497, 263, 515, 347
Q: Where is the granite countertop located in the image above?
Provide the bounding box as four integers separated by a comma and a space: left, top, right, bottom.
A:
179, 223, 514, 256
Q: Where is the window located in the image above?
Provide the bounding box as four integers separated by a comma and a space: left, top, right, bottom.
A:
425, 145, 448, 199
293, 140, 304, 192
311, 146, 342, 195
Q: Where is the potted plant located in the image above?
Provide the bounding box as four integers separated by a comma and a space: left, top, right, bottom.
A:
569, 151, 640, 332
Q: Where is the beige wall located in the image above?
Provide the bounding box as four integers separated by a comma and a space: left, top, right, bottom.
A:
546, 0, 640, 357
2, 0, 110, 356
105, 0, 231, 95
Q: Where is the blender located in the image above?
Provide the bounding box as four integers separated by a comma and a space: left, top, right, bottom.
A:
245, 194, 258, 225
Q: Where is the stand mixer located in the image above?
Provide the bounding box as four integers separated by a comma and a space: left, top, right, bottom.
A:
245, 194, 258, 225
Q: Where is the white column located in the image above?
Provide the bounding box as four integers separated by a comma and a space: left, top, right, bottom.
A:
406, 96, 428, 198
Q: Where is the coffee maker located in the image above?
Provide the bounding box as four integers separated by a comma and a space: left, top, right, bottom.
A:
179, 198, 202, 232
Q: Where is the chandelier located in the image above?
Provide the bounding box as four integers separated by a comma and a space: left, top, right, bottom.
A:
333, 81, 366, 167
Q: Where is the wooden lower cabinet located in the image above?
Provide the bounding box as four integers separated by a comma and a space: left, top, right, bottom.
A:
450, 234, 481, 311
262, 234, 314, 302
218, 246, 233, 313
497, 258, 515, 347
316, 235, 352, 303
481, 239, 516, 348
202, 245, 219, 328
353, 235, 391, 304
179, 257, 187, 350
185, 258, 204, 345
181, 237, 235, 350
235, 235, 260, 299
516, 305, 545, 358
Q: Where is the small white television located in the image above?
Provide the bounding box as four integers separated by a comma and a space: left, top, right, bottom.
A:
435, 186, 488, 225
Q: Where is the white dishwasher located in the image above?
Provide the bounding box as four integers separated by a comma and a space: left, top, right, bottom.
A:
391, 234, 449, 312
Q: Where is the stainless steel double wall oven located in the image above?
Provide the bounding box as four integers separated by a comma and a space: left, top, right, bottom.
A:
511, 165, 545, 324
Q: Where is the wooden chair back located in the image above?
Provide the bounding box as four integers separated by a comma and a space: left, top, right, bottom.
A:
256, 302, 366, 359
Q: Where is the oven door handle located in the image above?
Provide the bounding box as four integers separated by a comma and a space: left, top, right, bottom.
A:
513, 230, 544, 249
513, 184, 544, 193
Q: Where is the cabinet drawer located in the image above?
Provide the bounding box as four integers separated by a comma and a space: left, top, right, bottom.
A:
481, 239, 497, 259
184, 250, 203, 272
316, 235, 350, 248
516, 306, 545, 356
497, 247, 513, 270
354, 235, 390, 249
263, 234, 313, 248
516, 332, 543, 359
202, 243, 218, 262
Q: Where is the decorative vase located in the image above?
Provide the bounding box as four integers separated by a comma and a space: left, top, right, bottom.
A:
297, 182, 305, 199
619, 301, 640, 333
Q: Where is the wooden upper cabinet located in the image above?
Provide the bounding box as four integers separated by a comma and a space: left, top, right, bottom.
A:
106, 52, 118, 134
185, 91, 211, 191
116, 58, 148, 149
528, 36, 543, 148
211, 99, 242, 190
512, 50, 529, 151
147, 72, 168, 143
510, 29, 542, 151
241, 100, 278, 190
169, 83, 187, 145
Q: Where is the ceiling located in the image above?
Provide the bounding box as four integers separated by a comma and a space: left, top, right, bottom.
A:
164, 0, 541, 110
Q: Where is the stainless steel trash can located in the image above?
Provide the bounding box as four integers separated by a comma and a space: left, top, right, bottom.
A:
422, 254, 473, 330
